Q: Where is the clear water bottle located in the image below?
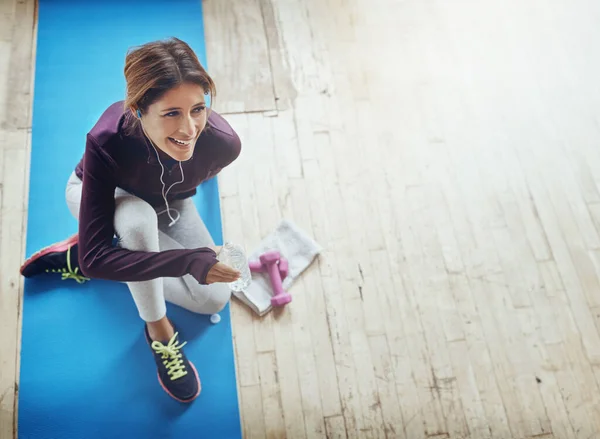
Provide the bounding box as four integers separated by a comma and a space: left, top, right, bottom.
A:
218, 242, 251, 292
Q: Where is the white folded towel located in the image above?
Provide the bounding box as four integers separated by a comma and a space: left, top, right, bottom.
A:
232, 219, 323, 315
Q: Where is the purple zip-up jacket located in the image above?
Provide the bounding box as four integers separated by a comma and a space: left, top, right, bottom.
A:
74, 101, 241, 284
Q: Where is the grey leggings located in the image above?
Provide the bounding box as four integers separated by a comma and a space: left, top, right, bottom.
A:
65, 172, 231, 322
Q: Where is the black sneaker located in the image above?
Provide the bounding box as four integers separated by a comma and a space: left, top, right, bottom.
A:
144, 324, 201, 403
20, 234, 89, 284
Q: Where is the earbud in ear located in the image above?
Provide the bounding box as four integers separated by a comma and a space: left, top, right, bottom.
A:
136, 109, 142, 119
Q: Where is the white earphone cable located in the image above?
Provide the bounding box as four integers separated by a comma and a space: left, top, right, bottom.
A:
152, 143, 184, 227
139, 119, 185, 227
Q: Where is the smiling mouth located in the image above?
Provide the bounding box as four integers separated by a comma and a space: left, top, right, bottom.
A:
168, 137, 194, 148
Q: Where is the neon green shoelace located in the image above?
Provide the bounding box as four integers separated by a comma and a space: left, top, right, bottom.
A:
151, 333, 189, 381
45, 245, 90, 284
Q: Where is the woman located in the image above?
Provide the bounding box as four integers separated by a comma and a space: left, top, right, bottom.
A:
19, 37, 242, 403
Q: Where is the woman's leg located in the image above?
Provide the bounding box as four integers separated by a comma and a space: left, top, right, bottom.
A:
63, 173, 201, 403
156, 197, 232, 315
66, 173, 232, 317
66, 173, 170, 339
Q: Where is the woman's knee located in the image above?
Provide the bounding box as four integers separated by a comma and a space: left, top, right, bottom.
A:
196, 283, 232, 314
113, 198, 159, 250
164, 277, 232, 315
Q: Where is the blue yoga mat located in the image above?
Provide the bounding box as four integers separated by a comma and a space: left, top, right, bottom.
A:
19, 1, 242, 438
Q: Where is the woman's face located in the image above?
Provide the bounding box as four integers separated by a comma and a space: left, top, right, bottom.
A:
138, 82, 207, 162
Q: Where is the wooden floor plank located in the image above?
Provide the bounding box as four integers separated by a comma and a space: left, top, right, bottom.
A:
257, 351, 286, 439
0, 0, 15, 43
301, 157, 344, 420
0, 143, 28, 439
256, 0, 297, 112
0, 41, 12, 128
274, 179, 325, 439
3, 0, 35, 131
368, 334, 406, 439
203, 0, 276, 114
239, 385, 267, 439
1, 0, 35, 437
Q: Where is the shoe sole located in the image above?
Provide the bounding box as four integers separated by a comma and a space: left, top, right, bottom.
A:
20, 234, 78, 276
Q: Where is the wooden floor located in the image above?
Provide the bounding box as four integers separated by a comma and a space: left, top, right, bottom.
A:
3, 0, 600, 437
0, 0, 36, 438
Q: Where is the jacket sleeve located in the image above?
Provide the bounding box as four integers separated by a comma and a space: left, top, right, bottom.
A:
219, 128, 242, 169
204, 111, 242, 176
77, 135, 219, 284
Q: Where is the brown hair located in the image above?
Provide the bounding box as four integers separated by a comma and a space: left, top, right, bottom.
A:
123, 37, 215, 131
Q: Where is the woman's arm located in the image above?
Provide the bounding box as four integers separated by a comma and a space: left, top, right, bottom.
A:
77, 135, 220, 284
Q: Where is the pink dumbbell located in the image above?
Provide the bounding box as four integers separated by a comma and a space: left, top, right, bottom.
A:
259, 250, 292, 307
249, 255, 288, 281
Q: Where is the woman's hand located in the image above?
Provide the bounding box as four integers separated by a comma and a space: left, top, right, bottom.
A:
206, 261, 241, 284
